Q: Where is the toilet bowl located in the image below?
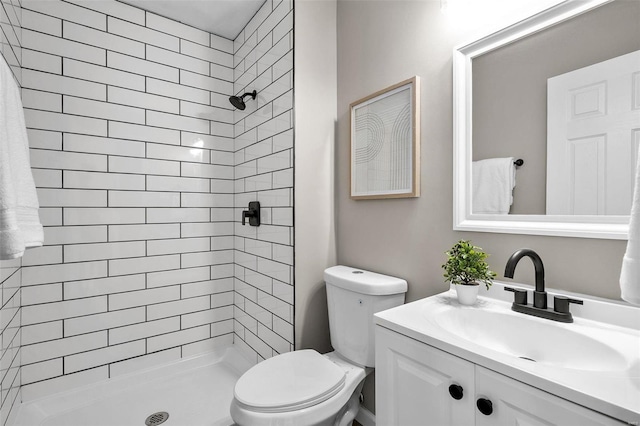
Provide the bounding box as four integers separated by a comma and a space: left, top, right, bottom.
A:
230, 266, 407, 426
230, 351, 369, 426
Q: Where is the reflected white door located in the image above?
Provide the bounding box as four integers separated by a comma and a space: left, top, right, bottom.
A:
547, 50, 640, 215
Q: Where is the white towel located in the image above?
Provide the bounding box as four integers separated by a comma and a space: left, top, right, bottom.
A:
0, 58, 43, 259
472, 157, 516, 214
621, 150, 640, 305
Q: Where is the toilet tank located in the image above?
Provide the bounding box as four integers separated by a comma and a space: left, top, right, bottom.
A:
324, 266, 407, 367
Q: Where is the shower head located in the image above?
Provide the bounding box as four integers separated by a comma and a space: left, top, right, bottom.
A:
229, 90, 257, 110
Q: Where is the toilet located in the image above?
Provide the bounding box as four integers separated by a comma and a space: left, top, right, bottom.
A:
230, 265, 407, 426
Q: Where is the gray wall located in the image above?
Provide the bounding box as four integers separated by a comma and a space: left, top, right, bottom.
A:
336, 0, 629, 413
473, 0, 640, 214
294, 0, 337, 354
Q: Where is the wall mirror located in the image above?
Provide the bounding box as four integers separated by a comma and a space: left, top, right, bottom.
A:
453, 0, 640, 239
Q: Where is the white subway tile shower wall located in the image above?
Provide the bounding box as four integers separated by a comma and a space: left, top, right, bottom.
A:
18, 0, 241, 402
0, 0, 294, 412
0, 0, 22, 423
232, 0, 294, 365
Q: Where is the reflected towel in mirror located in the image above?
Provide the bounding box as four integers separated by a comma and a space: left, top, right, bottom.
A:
472, 157, 516, 215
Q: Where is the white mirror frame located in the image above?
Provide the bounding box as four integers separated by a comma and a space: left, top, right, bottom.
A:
453, 0, 629, 240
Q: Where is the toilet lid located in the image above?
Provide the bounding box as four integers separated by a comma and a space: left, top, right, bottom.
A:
234, 350, 346, 413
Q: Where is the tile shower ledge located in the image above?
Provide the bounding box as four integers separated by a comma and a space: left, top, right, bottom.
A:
374, 281, 640, 424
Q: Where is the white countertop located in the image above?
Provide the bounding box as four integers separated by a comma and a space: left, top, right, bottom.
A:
374, 282, 640, 424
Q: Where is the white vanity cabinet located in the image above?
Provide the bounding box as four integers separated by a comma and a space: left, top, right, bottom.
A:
375, 325, 475, 425
474, 365, 624, 426
375, 326, 625, 426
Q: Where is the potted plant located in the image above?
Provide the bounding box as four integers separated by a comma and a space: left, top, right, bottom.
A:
442, 240, 496, 305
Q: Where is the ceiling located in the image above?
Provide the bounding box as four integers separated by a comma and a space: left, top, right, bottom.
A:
119, 0, 266, 40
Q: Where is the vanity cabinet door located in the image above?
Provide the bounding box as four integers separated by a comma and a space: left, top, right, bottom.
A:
376, 326, 475, 426
475, 366, 625, 426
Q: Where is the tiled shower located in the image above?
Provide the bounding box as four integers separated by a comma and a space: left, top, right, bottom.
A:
0, 0, 294, 423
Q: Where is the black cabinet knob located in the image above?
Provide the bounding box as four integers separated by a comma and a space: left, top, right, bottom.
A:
476, 398, 493, 415
448, 384, 463, 400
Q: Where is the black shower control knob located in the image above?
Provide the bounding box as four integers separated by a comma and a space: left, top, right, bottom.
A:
448, 384, 463, 400
476, 398, 493, 415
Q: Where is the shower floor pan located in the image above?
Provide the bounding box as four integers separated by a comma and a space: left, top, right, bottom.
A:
13, 344, 252, 426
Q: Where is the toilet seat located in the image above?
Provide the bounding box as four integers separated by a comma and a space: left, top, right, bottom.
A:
234, 350, 346, 413
231, 351, 369, 426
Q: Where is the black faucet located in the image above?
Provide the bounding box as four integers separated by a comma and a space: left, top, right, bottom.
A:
505, 249, 547, 309
504, 249, 582, 323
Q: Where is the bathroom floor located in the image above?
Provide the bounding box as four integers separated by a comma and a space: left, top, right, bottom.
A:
13, 345, 252, 426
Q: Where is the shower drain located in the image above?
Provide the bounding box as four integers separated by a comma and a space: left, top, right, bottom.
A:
145, 411, 169, 426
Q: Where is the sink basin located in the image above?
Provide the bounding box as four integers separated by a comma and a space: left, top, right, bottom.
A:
376, 285, 640, 423
431, 304, 633, 372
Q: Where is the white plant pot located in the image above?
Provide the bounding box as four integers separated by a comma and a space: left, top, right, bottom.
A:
455, 283, 480, 305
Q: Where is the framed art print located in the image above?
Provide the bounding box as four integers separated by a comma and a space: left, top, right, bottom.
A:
350, 76, 420, 199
